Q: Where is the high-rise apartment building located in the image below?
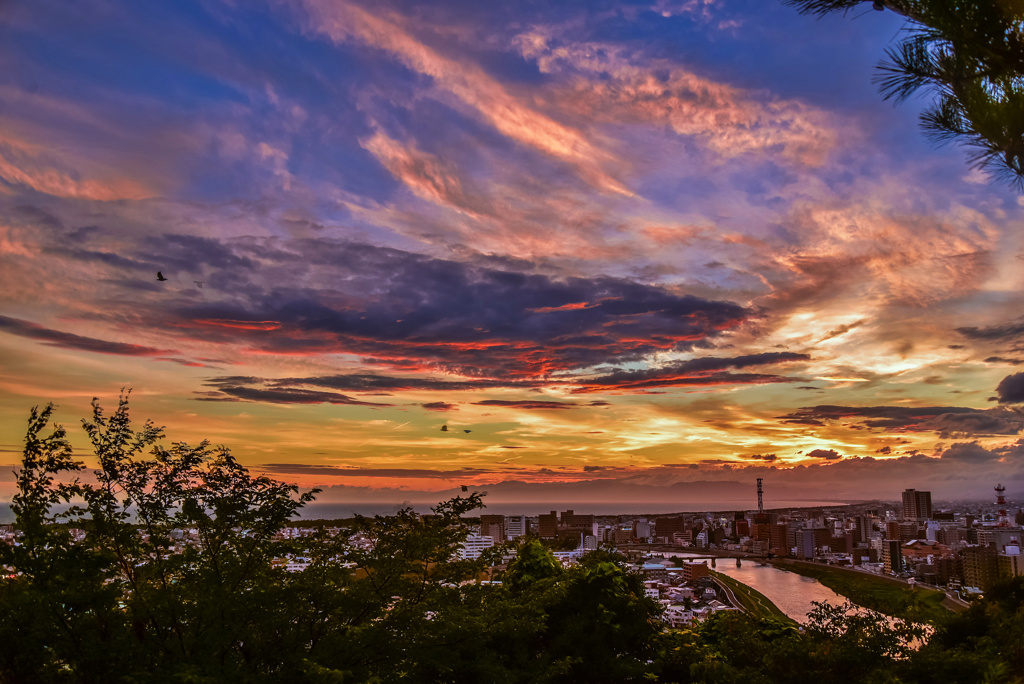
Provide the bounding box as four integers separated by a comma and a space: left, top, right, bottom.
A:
902, 489, 933, 521
963, 543, 1000, 591
538, 511, 559, 539
882, 539, 903, 574
505, 515, 528, 540
855, 515, 872, 543
480, 514, 505, 542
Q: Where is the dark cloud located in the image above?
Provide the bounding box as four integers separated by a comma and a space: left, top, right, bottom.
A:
996, 373, 1024, 404
876, 446, 892, 454
153, 238, 748, 378
938, 442, 1000, 463
820, 319, 864, 342
570, 352, 808, 392
210, 385, 391, 406
202, 352, 809, 405
746, 453, 778, 462
986, 356, 1024, 366
140, 234, 257, 272
474, 399, 578, 410
779, 404, 1013, 434
0, 315, 173, 357
278, 373, 518, 392
918, 408, 1024, 438
583, 465, 605, 471
259, 464, 497, 478
958, 318, 1024, 342
201, 373, 523, 405
807, 449, 842, 460
421, 401, 456, 411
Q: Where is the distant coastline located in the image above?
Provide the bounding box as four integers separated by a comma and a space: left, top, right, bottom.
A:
293, 499, 859, 519
0, 499, 859, 524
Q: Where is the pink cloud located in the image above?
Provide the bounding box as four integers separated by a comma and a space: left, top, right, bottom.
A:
297, 0, 633, 196
0, 134, 152, 201
514, 36, 839, 166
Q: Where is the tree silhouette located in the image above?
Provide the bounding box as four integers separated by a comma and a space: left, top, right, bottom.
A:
784, 0, 1024, 188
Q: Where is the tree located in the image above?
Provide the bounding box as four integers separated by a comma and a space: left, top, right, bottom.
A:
0, 395, 547, 683
0, 395, 319, 681
784, 0, 1024, 189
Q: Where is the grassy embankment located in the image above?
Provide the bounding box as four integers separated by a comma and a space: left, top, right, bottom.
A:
771, 560, 951, 624
711, 571, 797, 626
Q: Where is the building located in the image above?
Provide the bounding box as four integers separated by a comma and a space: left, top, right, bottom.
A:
538, 511, 558, 539
480, 515, 505, 542
897, 522, 922, 543
902, 489, 933, 521
963, 543, 1000, 591
641, 563, 668, 580
882, 539, 903, 574
560, 510, 597, 541
655, 516, 685, 543
795, 529, 815, 559
680, 561, 710, 582
977, 528, 1024, 552
854, 515, 873, 543
770, 524, 790, 557
460, 534, 494, 560
901, 540, 949, 561
505, 515, 528, 540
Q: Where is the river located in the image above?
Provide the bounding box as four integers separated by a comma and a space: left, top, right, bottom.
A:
665, 553, 847, 623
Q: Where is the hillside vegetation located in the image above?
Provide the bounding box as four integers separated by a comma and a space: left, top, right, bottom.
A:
1, 398, 1022, 683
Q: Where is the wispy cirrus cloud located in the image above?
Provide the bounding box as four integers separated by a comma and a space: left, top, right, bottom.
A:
298, 0, 632, 196
0, 134, 153, 201
514, 33, 839, 166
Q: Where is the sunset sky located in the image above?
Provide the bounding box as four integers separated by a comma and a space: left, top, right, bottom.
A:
2, 0, 1023, 509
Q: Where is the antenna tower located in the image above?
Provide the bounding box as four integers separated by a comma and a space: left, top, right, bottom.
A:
757, 478, 764, 513
996, 483, 1010, 526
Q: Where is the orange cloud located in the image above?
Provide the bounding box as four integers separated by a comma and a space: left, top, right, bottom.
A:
298, 0, 632, 196
0, 134, 152, 201
515, 35, 839, 166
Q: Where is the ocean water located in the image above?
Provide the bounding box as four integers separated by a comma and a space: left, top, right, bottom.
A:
0, 499, 850, 524
294, 499, 850, 519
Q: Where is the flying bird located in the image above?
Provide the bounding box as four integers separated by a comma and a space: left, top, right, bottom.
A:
463, 429, 472, 434
440, 425, 449, 432
194, 281, 204, 289
461, 485, 468, 492
156, 271, 167, 281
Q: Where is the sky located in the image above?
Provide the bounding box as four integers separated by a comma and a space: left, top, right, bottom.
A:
2, 0, 1024, 510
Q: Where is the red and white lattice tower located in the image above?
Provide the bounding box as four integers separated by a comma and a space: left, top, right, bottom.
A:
996, 483, 1010, 526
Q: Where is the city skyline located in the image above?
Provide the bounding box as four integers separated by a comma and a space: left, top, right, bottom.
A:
2, 0, 1024, 505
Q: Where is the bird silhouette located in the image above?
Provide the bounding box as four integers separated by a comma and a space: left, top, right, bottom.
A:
461, 485, 468, 492
156, 271, 167, 281
440, 425, 449, 432
194, 281, 204, 289
463, 429, 472, 434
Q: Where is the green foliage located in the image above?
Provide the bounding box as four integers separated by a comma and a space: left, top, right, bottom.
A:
5, 397, 1024, 683
711, 571, 796, 624
775, 560, 949, 624
907, 576, 1024, 684
784, 0, 1024, 188
503, 538, 563, 593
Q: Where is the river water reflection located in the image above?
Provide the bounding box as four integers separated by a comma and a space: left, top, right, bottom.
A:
667, 554, 846, 624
